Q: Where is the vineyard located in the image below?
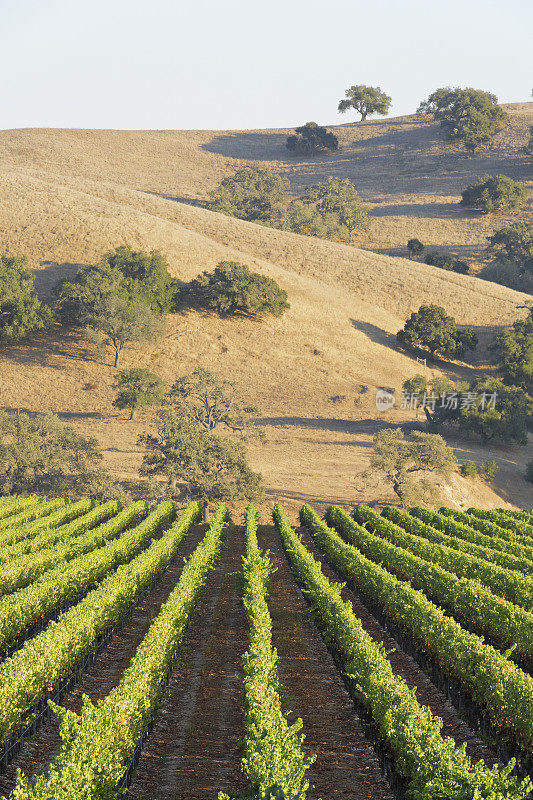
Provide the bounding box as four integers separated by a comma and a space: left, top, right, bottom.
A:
0, 495, 531, 800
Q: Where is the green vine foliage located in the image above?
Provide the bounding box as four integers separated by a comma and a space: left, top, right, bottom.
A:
336, 505, 533, 666
0, 500, 124, 597
10, 502, 228, 800
466, 509, 533, 539
447, 507, 533, 545
0, 501, 186, 750
383, 506, 533, 573
413, 507, 533, 562
0, 501, 152, 657
0, 498, 70, 541
220, 504, 315, 800
305, 505, 533, 753
353, 505, 533, 607
273, 504, 532, 800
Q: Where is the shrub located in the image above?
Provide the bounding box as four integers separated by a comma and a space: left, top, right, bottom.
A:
407, 239, 424, 259
424, 251, 469, 274
283, 200, 348, 240
402, 374, 427, 395
480, 258, 524, 289
460, 175, 528, 214
460, 461, 478, 478
113, 368, 164, 420
481, 460, 500, 482
286, 122, 338, 155
84, 295, 164, 368
430, 375, 455, 397
183, 261, 289, 318
286, 177, 370, 242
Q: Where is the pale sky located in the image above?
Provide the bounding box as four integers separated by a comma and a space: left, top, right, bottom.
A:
2, 0, 532, 131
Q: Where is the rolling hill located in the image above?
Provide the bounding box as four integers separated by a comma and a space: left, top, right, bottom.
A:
0, 103, 531, 512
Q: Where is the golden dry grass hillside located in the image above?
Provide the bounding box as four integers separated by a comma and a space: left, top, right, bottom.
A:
0, 104, 531, 514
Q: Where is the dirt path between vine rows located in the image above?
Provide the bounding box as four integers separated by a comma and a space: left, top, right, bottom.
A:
295, 524, 499, 768
126, 523, 249, 800
259, 525, 394, 800
0, 523, 208, 796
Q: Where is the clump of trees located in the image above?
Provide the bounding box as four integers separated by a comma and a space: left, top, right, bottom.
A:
208, 166, 289, 223
56, 247, 175, 366
366, 428, 456, 507
426, 308, 533, 448
113, 368, 164, 420
482, 222, 533, 289
418, 87, 507, 152
208, 166, 371, 243
459, 175, 528, 214
431, 376, 530, 447
57, 246, 178, 319
286, 122, 338, 156
284, 177, 369, 242
490, 313, 533, 397
0, 411, 126, 500
0, 255, 53, 344
404, 369, 529, 448
338, 85, 391, 121
182, 261, 289, 318
407, 239, 424, 260
424, 250, 469, 274
140, 368, 263, 519
397, 305, 478, 361
488, 222, 533, 271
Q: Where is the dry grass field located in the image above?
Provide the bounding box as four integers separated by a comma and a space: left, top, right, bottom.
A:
0, 103, 531, 514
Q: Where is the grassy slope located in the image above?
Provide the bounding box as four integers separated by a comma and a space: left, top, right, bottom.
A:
0, 104, 531, 512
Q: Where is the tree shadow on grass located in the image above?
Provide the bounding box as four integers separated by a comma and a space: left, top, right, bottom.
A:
370, 202, 464, 220
33, 261, 88, 301
350, 319, 397, 349
0, 406, 104, 420
256, 416, 419, 435
0, 324, 103, 371
264, 487, 350, 509
201, 131, 290, 161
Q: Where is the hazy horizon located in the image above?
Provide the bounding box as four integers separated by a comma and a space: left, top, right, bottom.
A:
2, 0, 532, 131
